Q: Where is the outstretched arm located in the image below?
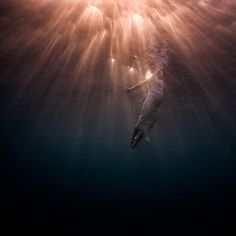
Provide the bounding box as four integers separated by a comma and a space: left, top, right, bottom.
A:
123, 77, 155, 94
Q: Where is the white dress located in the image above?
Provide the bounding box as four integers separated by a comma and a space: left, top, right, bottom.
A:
134, 39, 169, 140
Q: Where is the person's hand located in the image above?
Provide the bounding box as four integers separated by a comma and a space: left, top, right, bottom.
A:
123, 87, 132, 94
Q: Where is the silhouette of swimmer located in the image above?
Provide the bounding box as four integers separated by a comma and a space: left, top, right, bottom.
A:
125, 74, 164, 149
124, 38, 169, 149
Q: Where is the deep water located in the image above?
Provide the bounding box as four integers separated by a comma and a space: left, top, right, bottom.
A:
1, 67, 235, 232
1, 0, 236, 233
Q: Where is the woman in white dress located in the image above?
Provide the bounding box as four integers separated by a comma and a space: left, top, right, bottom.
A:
124, 37, 170, 149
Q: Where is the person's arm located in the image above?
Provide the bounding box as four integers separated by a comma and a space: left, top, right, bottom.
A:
123, 77, 155, 94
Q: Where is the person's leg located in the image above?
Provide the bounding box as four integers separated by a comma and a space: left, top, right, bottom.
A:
130, 92, 162, 149
130, 127, 145, 149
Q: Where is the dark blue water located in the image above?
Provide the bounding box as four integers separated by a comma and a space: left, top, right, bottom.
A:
1, 66, 235, 232
1, 1, 236, 233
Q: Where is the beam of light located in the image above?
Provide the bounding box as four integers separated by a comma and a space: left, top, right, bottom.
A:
3, 0, 235, 81
129, 67, 134, 72
145, 71, 153, 80
0, 0, 235, 133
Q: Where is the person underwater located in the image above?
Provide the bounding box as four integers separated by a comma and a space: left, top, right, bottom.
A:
124, 38, 170, 149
